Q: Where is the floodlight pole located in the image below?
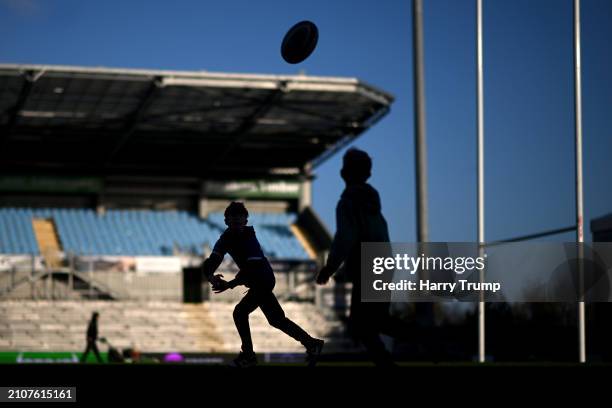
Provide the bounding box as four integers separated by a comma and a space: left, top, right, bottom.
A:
412, 0, 429, 244
476, 0, 486, 363
412, 0, 435, 340
573, 0, 586, 364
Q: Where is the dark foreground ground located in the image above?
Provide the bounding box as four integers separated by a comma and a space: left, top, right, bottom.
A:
3, 360, 610, 406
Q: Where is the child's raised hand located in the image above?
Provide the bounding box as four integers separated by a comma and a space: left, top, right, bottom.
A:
209, 274, 224, 286
212, 278, 230, 294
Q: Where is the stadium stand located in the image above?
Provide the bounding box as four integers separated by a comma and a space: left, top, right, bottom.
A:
0, 64, 393, 361
0, 206, 353, 356
0, 300, 353, 353
0, 208, 309, 259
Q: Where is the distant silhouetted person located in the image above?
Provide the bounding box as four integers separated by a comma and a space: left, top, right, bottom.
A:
202, 202, 324, 367
316, 148, 398, 366
81, 311, 103, 363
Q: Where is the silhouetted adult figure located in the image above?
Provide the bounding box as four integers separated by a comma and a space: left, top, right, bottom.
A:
316, 148, 397, 366
81, 311, 103, 363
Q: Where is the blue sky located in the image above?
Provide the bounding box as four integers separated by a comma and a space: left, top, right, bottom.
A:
1, 0, 611, 242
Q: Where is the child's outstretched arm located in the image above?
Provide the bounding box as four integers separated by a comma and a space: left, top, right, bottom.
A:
202, 253, 223, 283
211, 275, 244, 293
202, 233, 247, 292
202, 232, 232, 284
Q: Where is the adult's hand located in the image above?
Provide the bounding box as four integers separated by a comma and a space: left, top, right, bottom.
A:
315, 266, 333, 285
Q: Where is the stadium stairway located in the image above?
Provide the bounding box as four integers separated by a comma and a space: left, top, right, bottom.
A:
32, 218, 63, 269
0, 300, 355, 354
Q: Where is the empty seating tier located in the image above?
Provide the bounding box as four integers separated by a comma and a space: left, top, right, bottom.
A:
0, 208, 310, 260
0, 300, 352, 354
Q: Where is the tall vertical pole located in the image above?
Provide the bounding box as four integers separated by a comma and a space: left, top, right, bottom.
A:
476, 0, 486, 363
412, 0, 433, 337
413, 0, 429, 244
573, 0, 586, 364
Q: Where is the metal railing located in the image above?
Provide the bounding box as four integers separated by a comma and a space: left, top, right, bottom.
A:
0, 254, 181, 301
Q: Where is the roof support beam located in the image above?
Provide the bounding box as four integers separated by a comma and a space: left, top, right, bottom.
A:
275, 102, 346, 125
205, 81, 287, 170
138, 102, 254, 124
0, 159, 302, 179
9, 127, 327, 144
311, 106, 390, 169
104, 76, 163, 164
0, 70, 38, 148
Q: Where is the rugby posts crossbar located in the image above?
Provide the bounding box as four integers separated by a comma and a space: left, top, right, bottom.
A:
485, 225, 578, 247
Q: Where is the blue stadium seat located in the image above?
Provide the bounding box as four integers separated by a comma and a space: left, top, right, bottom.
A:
0, 207, 310, 259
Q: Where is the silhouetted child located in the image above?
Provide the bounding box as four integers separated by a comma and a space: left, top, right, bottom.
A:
202, 202, 324, 367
